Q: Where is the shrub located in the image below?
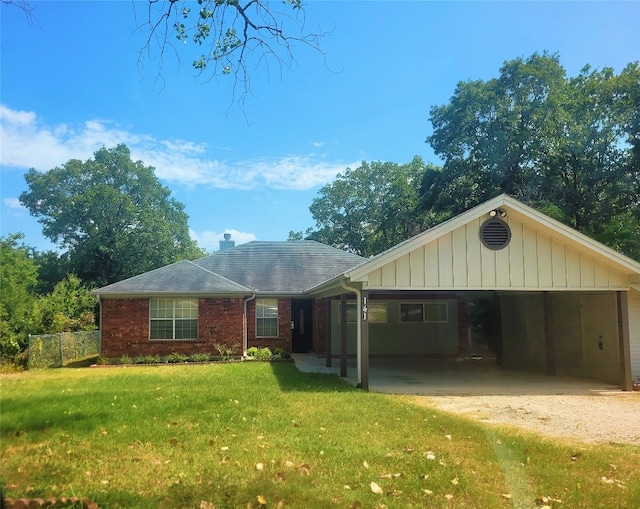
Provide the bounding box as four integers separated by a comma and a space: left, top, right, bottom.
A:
120, 354, 133, 365
272, 348, 289, 360
246, 347, 272, 361
213, 342, 239, 361
245, 347, 259, 358
166, 352, 188, 364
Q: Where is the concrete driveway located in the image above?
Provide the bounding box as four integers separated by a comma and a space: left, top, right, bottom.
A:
291, 353, 618, 395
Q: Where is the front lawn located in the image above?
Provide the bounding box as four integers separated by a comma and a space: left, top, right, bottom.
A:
1, 362, 638, 508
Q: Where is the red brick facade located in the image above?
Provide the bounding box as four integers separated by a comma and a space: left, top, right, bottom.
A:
245, 298, 293, 353
101, 297, 245, 358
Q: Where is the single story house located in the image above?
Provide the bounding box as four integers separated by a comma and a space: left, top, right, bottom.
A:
94, 194, 640, 390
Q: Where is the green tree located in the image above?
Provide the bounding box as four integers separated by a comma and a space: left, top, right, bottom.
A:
0, 234, 39, 358
33, 275, 96, 334
308, 157, 431, 257
424, 53, 640, 260
20, 144, 204, 286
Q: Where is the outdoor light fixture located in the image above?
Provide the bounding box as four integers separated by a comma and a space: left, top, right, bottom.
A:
489, 209, 508, 218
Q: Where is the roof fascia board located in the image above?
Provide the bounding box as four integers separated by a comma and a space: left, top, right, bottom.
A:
95, 291, 253, 299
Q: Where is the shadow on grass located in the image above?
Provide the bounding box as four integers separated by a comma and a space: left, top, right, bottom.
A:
270, 361, 355, 393
0, 393, 110, 437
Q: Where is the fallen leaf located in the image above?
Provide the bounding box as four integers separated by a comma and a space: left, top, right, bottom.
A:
425, 452, 436, 460
422, 489, 433, 495
344, 485, 351, 490
220, 446, 229, 452
601, 476, 615, 484
285, 460, 295, 468
257, 495, 267, 506
299, 464, 311, 476
255, 463, 264, 471
370, 481, 383, 495
451, 477, 459, 485
363, 461, 370, 469
500, 493, 512, 499
276, 501, 285, 509
444, 494, 454, 501
200, 502, 215, 509
445, 435, 452, 441
404, 447, 414, 454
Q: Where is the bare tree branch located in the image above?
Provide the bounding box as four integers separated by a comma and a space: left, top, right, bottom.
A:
133, 0, 329, 108
1, 0, 40, 28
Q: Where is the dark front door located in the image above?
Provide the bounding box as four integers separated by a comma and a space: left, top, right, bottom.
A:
291, 299, 314, 353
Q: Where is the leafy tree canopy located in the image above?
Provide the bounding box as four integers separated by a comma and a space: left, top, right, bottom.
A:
0, 234, 39, 357
19, 144, 204, 286
423, 53, 640, 260
307, 157, 435, 257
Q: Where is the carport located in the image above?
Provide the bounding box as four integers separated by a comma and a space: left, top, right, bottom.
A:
309, 195, 640, 392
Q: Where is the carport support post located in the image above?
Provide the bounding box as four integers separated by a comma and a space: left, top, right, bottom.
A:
544, 292, 556, 376
325, 298, 332, 367
617, 291, 633, 391
359, 290, 369, 391
340, 294, 348, 377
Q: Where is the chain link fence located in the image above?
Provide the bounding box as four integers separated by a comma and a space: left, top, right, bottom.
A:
28, 331, 101, 369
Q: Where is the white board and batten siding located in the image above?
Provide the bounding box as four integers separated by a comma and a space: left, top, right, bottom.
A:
362, 216, 629, 291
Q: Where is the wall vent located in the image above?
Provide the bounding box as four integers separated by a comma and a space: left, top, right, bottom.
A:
480, 218, 511, 250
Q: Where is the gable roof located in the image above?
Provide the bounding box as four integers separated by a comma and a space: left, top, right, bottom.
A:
344, 194, 640, 290
94, 241, 367, 296
94, 260, 252, 296
195, 240, 367, 294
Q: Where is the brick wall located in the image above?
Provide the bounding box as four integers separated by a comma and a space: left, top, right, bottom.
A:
313, 298, 328, 354
246, 298, 292, 353
100, 297, 244, 358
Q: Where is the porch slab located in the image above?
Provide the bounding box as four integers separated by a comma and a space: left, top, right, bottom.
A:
291, 353, 618, 395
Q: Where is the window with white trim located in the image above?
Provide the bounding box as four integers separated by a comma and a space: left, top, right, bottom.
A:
256, 298, 279, 337
150, 298, 198, 340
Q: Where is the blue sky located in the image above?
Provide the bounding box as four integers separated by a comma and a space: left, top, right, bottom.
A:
2, 1, 639, 253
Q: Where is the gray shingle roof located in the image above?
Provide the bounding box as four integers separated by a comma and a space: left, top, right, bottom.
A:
94, 241, 366, 295
95, 260, 251, 295
195, 241, 367, 293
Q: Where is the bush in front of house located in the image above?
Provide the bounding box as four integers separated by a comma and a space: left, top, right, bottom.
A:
245, 347, 272, 361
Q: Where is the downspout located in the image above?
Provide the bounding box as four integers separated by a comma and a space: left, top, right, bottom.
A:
243, 293, 256, 356
340, 279, 362, 387
95, 294, 102, 356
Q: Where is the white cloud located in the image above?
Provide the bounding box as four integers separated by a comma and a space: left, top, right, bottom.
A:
2, 197, 27, 216
0, 104, 355, 190
190, 228, 257, 252
3, 197, 22, 209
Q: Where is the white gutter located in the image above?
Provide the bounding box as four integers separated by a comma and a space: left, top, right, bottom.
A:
243, 293, 256, 355
340, 279, 362, 387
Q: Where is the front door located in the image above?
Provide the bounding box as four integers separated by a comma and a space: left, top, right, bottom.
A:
291, 299, 313, 353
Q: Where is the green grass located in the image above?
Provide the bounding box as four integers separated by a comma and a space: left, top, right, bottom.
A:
1, 362, 639, 508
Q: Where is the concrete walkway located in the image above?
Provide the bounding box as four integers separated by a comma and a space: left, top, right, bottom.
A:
291, 353, 618, 395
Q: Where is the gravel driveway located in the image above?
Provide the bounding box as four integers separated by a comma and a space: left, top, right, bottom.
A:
416, 393, 640, 445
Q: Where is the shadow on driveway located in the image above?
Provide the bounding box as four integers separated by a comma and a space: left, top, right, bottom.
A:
291, 353, 618, 396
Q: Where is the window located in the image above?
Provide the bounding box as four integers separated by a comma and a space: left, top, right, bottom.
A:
368, 302, 388, 323
424, 302, 448, 322
256, 298, 279, 337
400, 303, 424, 323
150, 298, 198, 340
400, 302, 448, 323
